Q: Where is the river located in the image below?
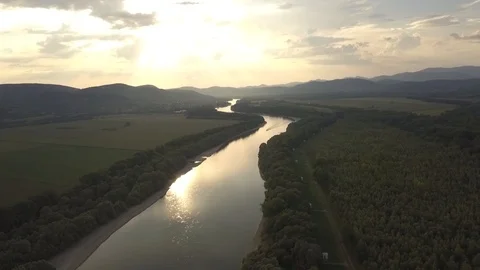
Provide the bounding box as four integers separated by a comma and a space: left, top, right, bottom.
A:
77, 100, 292, 270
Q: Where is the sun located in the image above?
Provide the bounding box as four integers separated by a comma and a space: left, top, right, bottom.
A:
121, 0, 269, 72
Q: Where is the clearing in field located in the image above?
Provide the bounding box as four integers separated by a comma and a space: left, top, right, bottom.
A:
0, 114, 237, 206
290, 97, 456, 115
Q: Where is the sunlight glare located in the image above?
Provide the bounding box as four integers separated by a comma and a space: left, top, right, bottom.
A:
169, 169, 197, 199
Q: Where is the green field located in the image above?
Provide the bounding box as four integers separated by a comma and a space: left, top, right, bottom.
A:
290, 97, 456, 115
0, 114, 236, 206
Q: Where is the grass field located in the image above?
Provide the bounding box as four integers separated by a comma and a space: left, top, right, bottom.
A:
290, 97, 456, 115
0, 114, 237, 206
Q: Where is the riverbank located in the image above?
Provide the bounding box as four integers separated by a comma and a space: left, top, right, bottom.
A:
50, 123, 265, 270
251, 217, 266, 250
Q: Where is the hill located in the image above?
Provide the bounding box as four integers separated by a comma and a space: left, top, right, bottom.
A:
0, 83, 217, 123
176, 80, 326, 98
372, 66, 480, 82
181, 78, 480, 101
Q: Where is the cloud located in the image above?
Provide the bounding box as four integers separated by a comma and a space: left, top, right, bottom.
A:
306, 43, 371, 65
37, 35, 81, 57
0, 56, 36, 66
409, 15, 460, 28
339, 0, 372, 14
94, 11, 156, 29
3, 69, 132, 86
116, 40, 143, 61
383, 33, 421, 54
278, 3, 293, 9
176, 1, 200, 5
269, 34, 369, 66
294, 35, 351, 47
33, 25, 131, 58
451, 30, 480, 41
310, 54, 371, 66
368, 13, 394, 22
461, 0, 480, 9
0, 0, 156, 29
213, 52, 223, 61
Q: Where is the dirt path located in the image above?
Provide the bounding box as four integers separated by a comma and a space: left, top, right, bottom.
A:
294, 150, 357, 270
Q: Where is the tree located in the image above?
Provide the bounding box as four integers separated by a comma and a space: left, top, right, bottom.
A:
473, 253, 480, 267
12, 260, 55, 270
10, 239, 31, 254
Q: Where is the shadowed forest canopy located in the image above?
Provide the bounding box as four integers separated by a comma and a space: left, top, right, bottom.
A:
306, 116, 480, 269
237, 99, 480, 270
242, 116, 337, 270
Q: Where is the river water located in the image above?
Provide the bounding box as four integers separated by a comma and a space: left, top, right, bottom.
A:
77, 100, 292, 270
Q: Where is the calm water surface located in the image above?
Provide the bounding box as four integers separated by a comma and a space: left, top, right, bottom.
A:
78, 100, 292, 270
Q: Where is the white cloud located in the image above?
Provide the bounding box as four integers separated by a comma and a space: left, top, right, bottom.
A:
451, 30, 480, 41
409, 15, 460, 28
383, 33, 421, 54
461, 0, 480, 9
0, 0, 157, 29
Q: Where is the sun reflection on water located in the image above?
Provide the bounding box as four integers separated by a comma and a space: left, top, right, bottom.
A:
169, 169, 197, 199
164, 169, 199, 246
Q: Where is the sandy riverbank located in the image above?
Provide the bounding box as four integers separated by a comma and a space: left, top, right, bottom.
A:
50, 124, 264, 270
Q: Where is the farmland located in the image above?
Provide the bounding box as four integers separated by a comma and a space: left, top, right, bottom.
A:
289, 97, 456, 115
0, 114, 237, 206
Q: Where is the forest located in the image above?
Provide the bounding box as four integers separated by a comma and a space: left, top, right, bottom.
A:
232, 100, 332, 118
0, 114, 264, 270
341, 102, 480, 159
236, 100, 480, 270
242, 115, 337, 270
306, 117, 480, 269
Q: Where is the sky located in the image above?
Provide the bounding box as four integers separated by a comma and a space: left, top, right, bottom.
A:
0, 0, 479, 88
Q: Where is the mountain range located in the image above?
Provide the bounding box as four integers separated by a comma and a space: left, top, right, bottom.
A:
1, 66, 480, 123
0, 83, 215, 120
175, 66, 480, 98
371, 66, 480, 82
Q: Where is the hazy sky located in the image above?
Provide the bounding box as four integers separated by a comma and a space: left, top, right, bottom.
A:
1, 0, 479, 88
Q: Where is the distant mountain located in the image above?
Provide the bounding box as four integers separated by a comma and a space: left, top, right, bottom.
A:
172, 81, 313, 97
0, 83, 216, 120
372, 66, 480, 82
82, 84, 214, 105
173, 77, 480, 101
176, 78, 379, 98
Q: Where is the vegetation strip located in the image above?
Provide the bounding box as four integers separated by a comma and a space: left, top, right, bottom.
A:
242, 116, 337, 270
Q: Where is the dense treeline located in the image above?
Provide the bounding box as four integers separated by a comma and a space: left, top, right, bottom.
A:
232, 100, 330, 118
0, 114, 97, 129
242, 115, 337, 270
0, 117, 264, 270
307, 118, 480, 270
408, 97, 474, 106
343, 102, 480, 160
186, 106, 264, 122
